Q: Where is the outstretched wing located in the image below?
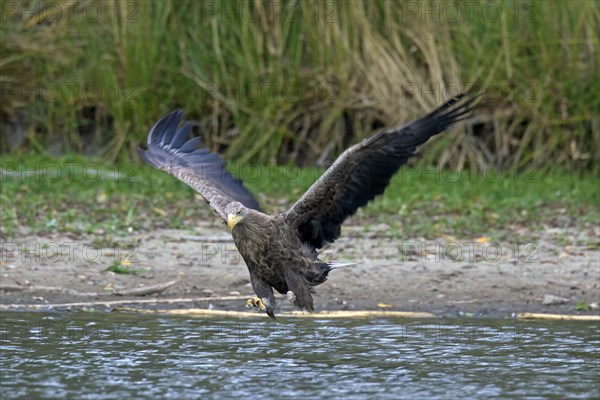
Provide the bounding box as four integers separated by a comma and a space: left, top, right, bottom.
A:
138, 111, 260, 221
285, 93, 477, 249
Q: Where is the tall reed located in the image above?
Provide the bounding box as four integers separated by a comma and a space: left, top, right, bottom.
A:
1, 0, 597, 172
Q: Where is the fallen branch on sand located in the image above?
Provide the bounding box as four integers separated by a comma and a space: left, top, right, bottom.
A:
516, 312, 600, 321
0, 279, 179, 298
0, 284, 98, 297
0, 295, 250, 310
112, 280, 179, 296
113, 307, 436, 319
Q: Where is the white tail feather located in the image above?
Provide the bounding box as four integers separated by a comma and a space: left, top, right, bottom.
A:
327, 261, 361, 270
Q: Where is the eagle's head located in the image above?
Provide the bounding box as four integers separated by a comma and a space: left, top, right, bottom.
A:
225, 201, 249, 230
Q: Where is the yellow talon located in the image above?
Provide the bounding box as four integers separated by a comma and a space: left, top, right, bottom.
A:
245, 297, 255, 308
246, 296, 266, 311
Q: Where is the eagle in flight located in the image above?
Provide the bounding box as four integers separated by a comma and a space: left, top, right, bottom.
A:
139, 94, 477, 318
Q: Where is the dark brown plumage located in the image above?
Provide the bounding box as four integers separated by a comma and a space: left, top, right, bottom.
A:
139, 93, 478, 318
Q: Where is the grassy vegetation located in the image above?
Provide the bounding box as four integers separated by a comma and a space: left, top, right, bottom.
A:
1, 155, 597, 240
1, 1, 598, 172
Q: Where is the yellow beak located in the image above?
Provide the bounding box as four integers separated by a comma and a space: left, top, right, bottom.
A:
227, 213, 243, 230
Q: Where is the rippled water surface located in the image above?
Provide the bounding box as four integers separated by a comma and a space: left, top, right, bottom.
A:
1, 312, 598, 399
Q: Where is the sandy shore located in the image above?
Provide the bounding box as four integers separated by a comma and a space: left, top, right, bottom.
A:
1, 221, 599, 318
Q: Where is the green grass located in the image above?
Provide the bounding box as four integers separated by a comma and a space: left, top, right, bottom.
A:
1, 1, 598, 172
104, 260, 147, 275
1, 155, 597, 240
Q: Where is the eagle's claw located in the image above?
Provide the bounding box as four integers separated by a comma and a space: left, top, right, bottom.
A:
246, 296, 266, 311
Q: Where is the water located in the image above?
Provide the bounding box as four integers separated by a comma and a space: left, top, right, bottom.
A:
1, 312, 598, 399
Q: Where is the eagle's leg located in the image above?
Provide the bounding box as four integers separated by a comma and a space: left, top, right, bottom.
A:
284, 268, 314, 312
248, 273, 277, 319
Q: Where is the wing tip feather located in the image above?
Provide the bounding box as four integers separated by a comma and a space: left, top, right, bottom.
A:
139, 110, 261, 211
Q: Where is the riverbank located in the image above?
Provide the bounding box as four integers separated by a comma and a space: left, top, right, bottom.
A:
2, 158, 598, 317
2, 221, 598, 318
